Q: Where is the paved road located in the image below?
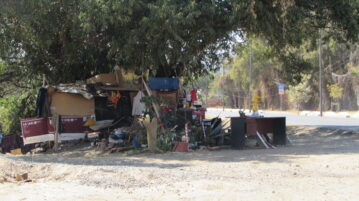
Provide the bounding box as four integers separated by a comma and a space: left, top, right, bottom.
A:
206, 108, 359, 131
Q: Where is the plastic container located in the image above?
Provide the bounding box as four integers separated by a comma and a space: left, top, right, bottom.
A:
149, 77, 179, 90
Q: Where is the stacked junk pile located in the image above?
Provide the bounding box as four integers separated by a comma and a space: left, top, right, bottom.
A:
4, 68, 287, 155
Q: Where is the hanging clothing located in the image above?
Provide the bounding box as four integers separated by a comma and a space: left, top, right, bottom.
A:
190, 89, 197, 103
132, 91, 146, 116
35, 88, 50, 117
186, 93, 191, 102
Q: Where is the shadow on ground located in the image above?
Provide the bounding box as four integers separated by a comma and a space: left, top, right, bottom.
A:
2, 126, 358, 168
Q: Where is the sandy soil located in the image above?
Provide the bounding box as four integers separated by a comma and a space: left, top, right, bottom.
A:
1, 126, 359, 201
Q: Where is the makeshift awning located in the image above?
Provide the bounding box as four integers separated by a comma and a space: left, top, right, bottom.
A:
49, 84, 94, 99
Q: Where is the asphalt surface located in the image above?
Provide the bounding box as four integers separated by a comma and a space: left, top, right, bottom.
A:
206, 108, 359, 131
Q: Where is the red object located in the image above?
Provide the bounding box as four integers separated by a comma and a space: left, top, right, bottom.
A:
245, 117, 278, 136
173, 142, 188, 152
21, 116, 88, 138
20, 118, 49, 137
190, 89, 197, 102
111, 92, 121, 108
165, 107, 171, 113
48, 116, 87, 133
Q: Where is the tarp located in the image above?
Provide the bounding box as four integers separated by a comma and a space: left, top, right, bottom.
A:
48, 84, 93, 99
132, 91, 146, 116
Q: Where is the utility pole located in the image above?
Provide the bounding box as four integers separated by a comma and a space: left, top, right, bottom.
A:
319, 30, 323, 117
248, 40, 253, 111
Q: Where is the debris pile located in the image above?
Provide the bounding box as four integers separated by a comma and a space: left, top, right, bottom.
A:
0, 69, 288, 155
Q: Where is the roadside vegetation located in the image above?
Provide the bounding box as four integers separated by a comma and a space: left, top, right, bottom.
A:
1, 0, 359, 135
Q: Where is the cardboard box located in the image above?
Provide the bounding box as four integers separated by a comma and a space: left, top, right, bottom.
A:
153, 90, 178, 108
173, 142, 188, 152
50, 92, 95, 116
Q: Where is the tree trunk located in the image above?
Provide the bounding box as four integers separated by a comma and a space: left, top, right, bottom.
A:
146, 118, 158, 153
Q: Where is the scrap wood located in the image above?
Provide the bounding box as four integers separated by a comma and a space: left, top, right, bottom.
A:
173, 141, 188, 152
16, 173, 28, 181
256, 132, 277, 149
108, 146, 133, 153
266, 139, 277, 149
100, 138, 108, 153
286, 136, 292, 145
10, 148, 22, 155
256, 131, 270, 149
0, 176, 8, 183
141, 76, 160, 119
1, 176, 16, 183
141, 76, 166, 135
1, 173, 32, 183
207, 145, 231, 151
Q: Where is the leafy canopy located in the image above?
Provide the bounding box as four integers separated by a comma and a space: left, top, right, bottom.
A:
0, 0, 358, 84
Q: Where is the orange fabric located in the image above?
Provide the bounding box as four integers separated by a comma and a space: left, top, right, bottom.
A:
111, 91, 121, 108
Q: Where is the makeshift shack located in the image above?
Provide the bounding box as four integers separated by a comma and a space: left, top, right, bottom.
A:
22, 69, 141, 145
20, 71, 215, 153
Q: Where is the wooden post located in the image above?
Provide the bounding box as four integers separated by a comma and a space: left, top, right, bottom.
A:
52, 114, 60, 151
141, 76, 161, 119
141, 76, 166, 135
146, 117, 158, 152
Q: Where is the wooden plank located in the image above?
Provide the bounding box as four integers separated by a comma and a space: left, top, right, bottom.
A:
53, 114, 60, 151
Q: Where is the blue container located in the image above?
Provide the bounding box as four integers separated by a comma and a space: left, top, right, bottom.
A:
131, 139, 141, 148
149, 77, 179, 90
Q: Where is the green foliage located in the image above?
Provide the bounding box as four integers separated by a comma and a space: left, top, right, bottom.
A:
0, 91, 37, 135
160, 108, 177, 129
0, 0, 358, 134
348, 63, 359, 77
328, 84, 343, 99
156, 129, 174, 152
140, 95, 164, 120
1, 0, 359, 84
287, 75, 312, 110
209, 38, 285, 108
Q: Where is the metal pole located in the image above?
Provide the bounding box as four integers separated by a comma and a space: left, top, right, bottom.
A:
319, 30, 323, 117
248, 40, 253, 111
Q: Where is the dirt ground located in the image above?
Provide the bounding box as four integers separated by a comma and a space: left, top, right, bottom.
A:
1, 126, 359, 201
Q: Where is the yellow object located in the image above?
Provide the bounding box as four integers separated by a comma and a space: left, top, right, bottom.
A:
251, 93, 262, 111
10, 148, 22, 155
84, 118, 96, 126
50, 92, 95, 116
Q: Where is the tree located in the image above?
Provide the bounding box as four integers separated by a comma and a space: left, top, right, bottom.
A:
1, 0, 359, 85
287, 75, 312, 110
1, 0, 359, 134
328, 83, 343, 111
209, 38, 286, 109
